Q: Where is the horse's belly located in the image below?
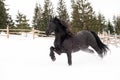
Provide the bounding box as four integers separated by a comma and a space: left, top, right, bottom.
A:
72, 38, 88, 52
72, 47, 81, 52
62, 39, 73, 50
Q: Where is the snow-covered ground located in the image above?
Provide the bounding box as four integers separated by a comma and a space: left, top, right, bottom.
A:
0, 34, 120, 80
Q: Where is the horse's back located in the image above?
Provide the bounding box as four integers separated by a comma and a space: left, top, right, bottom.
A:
76, 30, 91, 36
75, 30, 93, 40
76, 30, 95, 39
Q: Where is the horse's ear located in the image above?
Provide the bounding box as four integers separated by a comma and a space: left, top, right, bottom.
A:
54, 16, 60, 23
54, 16, 58, 20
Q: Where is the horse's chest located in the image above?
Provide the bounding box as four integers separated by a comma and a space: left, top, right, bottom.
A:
54, 40, 61, 48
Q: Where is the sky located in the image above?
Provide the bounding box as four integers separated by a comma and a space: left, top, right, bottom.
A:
5, 0, 120, 26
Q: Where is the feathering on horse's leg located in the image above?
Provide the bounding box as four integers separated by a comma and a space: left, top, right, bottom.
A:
50, 46, 56, 61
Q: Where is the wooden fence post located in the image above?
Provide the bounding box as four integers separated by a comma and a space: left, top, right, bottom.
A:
7, 25, 9, 38
107, 30, 110, 44
115, 34, 117, 47
32, 27, 35, 39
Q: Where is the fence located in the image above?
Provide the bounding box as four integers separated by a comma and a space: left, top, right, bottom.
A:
0, 27, 120, 46
98, 31, 120, 47
0, 26, 46, 39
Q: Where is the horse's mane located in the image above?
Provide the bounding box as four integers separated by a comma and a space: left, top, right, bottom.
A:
54, 17, 74, 38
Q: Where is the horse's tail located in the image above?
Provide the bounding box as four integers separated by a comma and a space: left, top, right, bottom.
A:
90, 31, 109, 57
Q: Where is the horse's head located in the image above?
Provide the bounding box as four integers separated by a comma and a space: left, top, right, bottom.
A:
46, 17, 60, 36
46, 17, 73, 37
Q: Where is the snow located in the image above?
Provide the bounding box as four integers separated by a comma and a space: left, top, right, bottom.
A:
0, 34, 120, 80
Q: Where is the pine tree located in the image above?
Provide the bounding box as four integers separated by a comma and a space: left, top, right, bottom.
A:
71, 0, 81, 32
42, 0, 53, 31
113, 16, 120, 34
107, 20, 114, 34
77, 0, 94, 30
89, 15, 99, 32
57, 0, 69, 21
0, 0, 8, 29
96, 13, 106, 33
32, 3, 43, 30
15, 12, 29, 29
7, 15, 15, 29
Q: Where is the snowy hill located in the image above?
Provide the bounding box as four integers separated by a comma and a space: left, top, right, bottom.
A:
0, 35, 120, 80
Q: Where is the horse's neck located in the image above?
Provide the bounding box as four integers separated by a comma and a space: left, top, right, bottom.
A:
55, 32, 64, 41
55, 27, 65, 38
54, 30, 66, 45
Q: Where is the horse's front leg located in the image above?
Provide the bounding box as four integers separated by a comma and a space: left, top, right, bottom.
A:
66, 51, 72, 66
50, 46, 56, 61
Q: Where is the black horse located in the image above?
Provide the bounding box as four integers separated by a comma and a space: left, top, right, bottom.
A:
46, 17, 109, 65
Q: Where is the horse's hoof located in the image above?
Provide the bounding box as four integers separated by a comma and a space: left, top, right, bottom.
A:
68, 63, 72, 66
51, 57, 56, 61
98, 54, 104, 58
68, 62, 72, 66
89, 49, 94, 53
90, 50, 94, 53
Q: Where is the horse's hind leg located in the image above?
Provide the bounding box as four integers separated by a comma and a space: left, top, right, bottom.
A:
66, 51, 72, 66
90, 44, 103, 57
50, 46, 56, 61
